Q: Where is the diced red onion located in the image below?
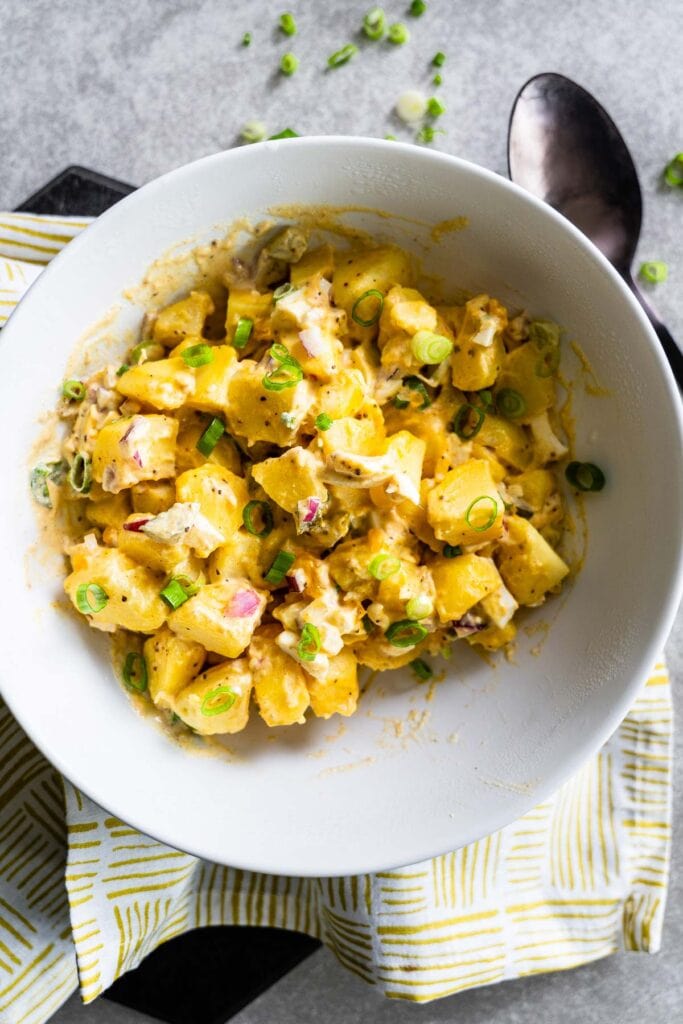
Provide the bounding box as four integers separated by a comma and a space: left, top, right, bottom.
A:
131, 450, 143, 468
123, 518, 151, 533
451, 615, 486, 639
302, 497, 321, 524
225, 589, 260, 618
120, 419, 139, 445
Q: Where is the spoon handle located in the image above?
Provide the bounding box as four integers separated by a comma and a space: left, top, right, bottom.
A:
624, 274, 683, 388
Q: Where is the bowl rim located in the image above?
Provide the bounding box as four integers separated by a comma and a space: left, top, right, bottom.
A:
2, 136, 682, 875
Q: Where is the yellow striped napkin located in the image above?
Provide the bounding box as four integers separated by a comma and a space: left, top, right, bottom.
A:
0, 214, 673, 1023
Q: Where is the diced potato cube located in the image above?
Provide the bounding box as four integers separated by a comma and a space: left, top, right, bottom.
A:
379, 285, 438, 341
383, 403, 452, 478
116, 358, 195, 410
305, 648, 359, 719
131, 480, 176, 515
314, 369, 365, 420
167, 579, 266, 657
289, 244, 335, 288
175, 414, 241, 475
225, 359, 313, 446
185, 345, 236, 415
467, 621, 516, 651
451, 296, 507, 391
65, 545, 167, 633
332, 246, 412, 340
85, 490, 131, 530
378, 562, 435, 616
473, 413, 531, 470
208, 526, 296, 588
427, 459, 504, 546
497, 515, 569, 605
117, 514, 194, 574
144, 626, 205, 710
381, 431, 425, 504
173, 659, 253, 735
430, 554, 502, 621
175, 464, 249, 556
495, 343, 554, 421
225, 288, 273, 344
273, 325, 343, 384
353, 635, 426, 671
248, 627, 310, 726
513, 468, 556, 511
252, 447, 327, 514
92, 415, 178, 494
319, 416, 385, 457
153, 290, 214, 346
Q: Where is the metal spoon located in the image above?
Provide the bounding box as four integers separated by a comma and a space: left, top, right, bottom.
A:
508, 71, 683, 385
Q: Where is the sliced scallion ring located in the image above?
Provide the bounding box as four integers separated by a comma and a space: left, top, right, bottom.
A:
565, 461, 606, 493
368, 554, 401, 580
465, 495, 499, 532
297, 622, 321, 662
62, 379, 86, 401
351, 289, 384, 327
496, 388, 526, 419
123, 652, 148, 692
411, 330, 453, 364
242, 500, 274, 537
385, 619, 428, 648
264, 549, 296, 585
76, 582, 108, 614
196, 417, 225, 457
327, 43, 358, 67
664, 153, 683, 188
182, 343, 215, 368
452, 403, 485, 439
387, 21, 409, 43
639, 261, 668, 284
393, 376, 432, 411
201, 685, 237, 717
233, 316, 253, 348
406, 595, 433, 619
279, 11, 296, 35
279, 52, 299, 75
363, 6, 386, 39
68, 453, 92, 494
160, 578, 192, 609
410, 657, 433, 681
315, 413, 333, 431
262, 344, 304, 391
443, 543, 462, 558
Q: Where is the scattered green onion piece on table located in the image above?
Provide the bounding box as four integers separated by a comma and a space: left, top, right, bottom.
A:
62, 379, 86, 402
201, 685, 237, 717
432, 73, 442, 86
406, 595, 433, 619
76, 583, 108, 614
385, 134, 397, 141
328, 43, 358, 67
432, 51, 445, 66
196, 417, 225, 457
385, 619, 428, 647
368, 554, 401, 580
297, 623, 321, 662
496, 388, 526, 419
280, 52, 299, 75
535, 346, 561, 378
411, 657, 433, 681
182, 343, 215, 368
387, 22, 409, 44
351, 289, 384, 327
116, 364, 129, 377
427, 96, 446, 117
242, 499, 274, 537
452, 403, 485, 439
443, 543, 462, 558
242, 32, 252, 46
160, 578, 192, 610
315, 413, 333, 431
565, 461, 606, 492
279, 12, 296, 35
123, 652, 148, 692
68, 453, 92, 494
529, 318, 561, 350
409, 0, 427, 14
363, 6, 386, 39
639, 261, 668, 284
663, 153, 683, 188
265, 549, 296, 585
416, 125, 445, 144
241, 121, 266, 144
465, 495, 499, 532
411, 329, 453, 363
273, 283, 295, 302
233, 316, 254, 348
269, 128, 299, 139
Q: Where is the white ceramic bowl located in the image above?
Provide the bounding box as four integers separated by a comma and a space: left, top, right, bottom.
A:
2, 138, 682, 876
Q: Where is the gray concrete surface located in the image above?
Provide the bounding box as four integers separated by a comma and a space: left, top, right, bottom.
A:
3, 1, 682, 1021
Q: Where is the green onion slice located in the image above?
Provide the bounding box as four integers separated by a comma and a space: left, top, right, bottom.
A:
427, 96, 446, 117
30, 461, 66, 508
536, 346, 561, 378
452, 403, 486, 439
242, 499, 274, 537
182, 343, 215, 368
279, 11, 296, 35
393, 376, 432, 411
160, 578, 192, 609
201, 685, 237, 717
123, 652, 148, 692
411, 657, 433, 681
529, 319, 561, 350
172, 573, 202, 597
242, 31, 252, 46
363, 6, 386, 39
432, 73, 442, 86
477, 389, 494, 409
315, 413, 333, 431
417, 125, 446, 144
265, 549, 296, 584
432, 51, 445, 66
68, 453, 92, 494
116, 364, 130, 377
233, 316, 254, 348
465, 495, 499, 532
409, 0, 427, 14
664, 153, 683, 188
565, 461, 606, 492
411, 330, 453, 364
196, 417, 225, 457
262, 344, 304, 391
639, 261, 668, 284
362, 613, 375, 634
297, 622, 321, 662
351, 289, 384, 327
268, 128, 299, 139
385, 619, 428, 647
328, 43, 358, 67
241, 121, 266, 144
496, 388, 526, 419
368, 554, 401, 580
406, 595, 433, 619
62, 379, 86, 402
387, 22, 409, 43
443, 543, 462, 558
76, 582, 108, 614
280, 52, 299, 75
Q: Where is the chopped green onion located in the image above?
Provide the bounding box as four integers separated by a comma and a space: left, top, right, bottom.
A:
182, 343, 214, 368
393, 376, 432, 411
396, 89, 428, 123
62, 379, 86, 402
242, 499, 274, 537
280, 52, 299, 75
129, 339, 161, 365
443, 543, 462, 558
535, 346, 561, 378
529, 319, 561, 350
432, 51, 445, 66
173, 573, 202, 597
76, 582, 108, 614
368, 554, 401, 580
279, 12, 297, 35
315, 413, 333, 431
265, 549, 296, 584
663, 153, 683, 188
242, 31, 252, 46
123, 652, 148, 692
496, 388, 526, 419
465, 495, 499, 532
406, 595, 433, 619
328, 43, 358, 67
30, 461, 65, 508
565, 461, 606, 493
385, 619, 428, 647
411, 330, 453, 363
263, 344, 304, 391
477, 389, 494, 409
233, 316, 254, 348
432, 73, 442, 86
297, 623, 321, 662
362, 613, 375, 634
387, 22, 409, 43
273, 283, 295, 302
268, 128, 299, 139
196, 417, 225, 457
385, 134, 397, 141
452, 403, 486, 439
427, 96, 446, 118
416, 125, 445, 144
68, 453, 92, 494
639, 261, 668, 284
351, 289, 384, 327
241, 121, 267, 144
160, 578, 192, 610
201, 685, 237, 717
411, 657, 433, 681
409, 0, 427, 14
116, 364, 130, 377
363, 6, 386, 39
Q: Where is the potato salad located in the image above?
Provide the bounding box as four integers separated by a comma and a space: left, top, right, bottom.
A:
35, 226, 582, 737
